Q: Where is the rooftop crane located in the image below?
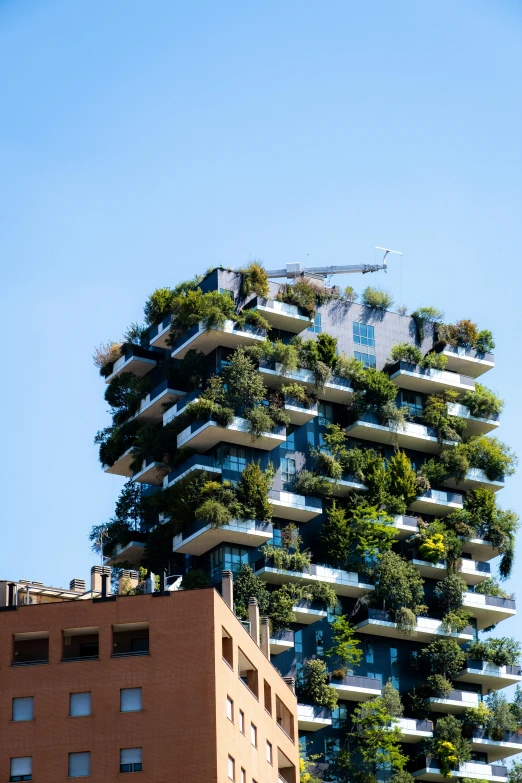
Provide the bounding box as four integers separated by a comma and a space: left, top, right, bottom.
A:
262, 247, 402, 281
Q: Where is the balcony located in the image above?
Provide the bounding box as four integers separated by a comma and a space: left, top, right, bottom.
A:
387, 360, 475, 395
283, 397, 319, 426
104, 447, 134, 477
247, 297, 314, 333
413, 759, 507, 782
409, 488, 464, 517
447, 402, 500, 437
461, 537, 500, 562
131, 457, 168, 485
329, 673, 382, 702
292, 599, 328, 625
268, 490, 322, 522
325, 474, 368, 497
409, 555, 490, 586
345, 415, 457, 454
428, 689, 481, 714
162, 389, 200, 426
353, 608, 474, 642
172, 518, 273, 556
105, 345, 158, 384
395, 718, 433, 743
471, 730, 522, 762
258, 361, 354, 404
253, 558, 374, 598
147, 315, 172, 349
297, 704, 332, 731
133, 380, 185, 423
163, 454, 222, 489
443, 467, 504, 492
390, 515, 420, 539
455, 659, 522, 690
462, 592, 516, 629
106, 540, 145, 567
13, 633, 49, 666
170, 320, 266, 360
270, 629, 295, 655
441, 345, 495, 378
177, 416, 286, 452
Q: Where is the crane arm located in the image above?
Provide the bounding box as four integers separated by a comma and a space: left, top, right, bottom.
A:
263, 262, 387, 279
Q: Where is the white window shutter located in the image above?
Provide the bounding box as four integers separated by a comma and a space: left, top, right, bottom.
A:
70, 692, 91, 717
12, 697, 34, 721
121, 748, 142, 764
120, 688, 142, 712
69, 752, 90, 777
11, 758, 32, 775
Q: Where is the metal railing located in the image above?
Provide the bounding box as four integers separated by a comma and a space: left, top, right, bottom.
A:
330, 672, 382, 691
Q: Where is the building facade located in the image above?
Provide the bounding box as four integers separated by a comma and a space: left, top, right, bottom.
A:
95, 266, 519, 782
0, 587, 298, 782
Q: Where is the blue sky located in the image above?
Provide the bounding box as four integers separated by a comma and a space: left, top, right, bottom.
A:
1, 0, 521, 654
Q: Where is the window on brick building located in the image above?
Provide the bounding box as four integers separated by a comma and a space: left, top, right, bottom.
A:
70, 692, 91, 717
120, 748, 142, 773
12, 697, 33, 722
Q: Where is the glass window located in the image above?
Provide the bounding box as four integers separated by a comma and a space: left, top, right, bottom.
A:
354, 350, 376, 368
240, 769, 246, 783
332, 703, 348, 729
10, 757, 32, 782
70, 692, 91, 717
228, 755, 235, 781
390, 648, 398, 666
239, 710, 245, 734
220, 288, 235, 300
367, 672, 383, 686
68, 752, 90, 778
365, 642, 374, 664
294, 630, 303, 655
353, 322, 375, 347
120, 688, 142, 713
223, 446, 247, 473
410, 651, 419, 669
281, 457, 296, 487
12, 697, 34, 722
325, 738, 340, 764
120, 748, 142, 773
227, 696, 233, 722
266, 741, 273, 764
318, 402, 333, 426
210, 546, 249, 580
391, 675, 400, 689
400, 391, 423, 417
308, 313, 322, 333
281, 426, 295, 452
315, 630, 324, 657
251, 723, 257, 747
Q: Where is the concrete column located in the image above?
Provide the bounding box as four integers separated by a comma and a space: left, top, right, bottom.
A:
260, 617, 270, 660
283, 676, 296, 694
248, 597, 260, 646
222, 570, 233, 609
91, 566, 111, 594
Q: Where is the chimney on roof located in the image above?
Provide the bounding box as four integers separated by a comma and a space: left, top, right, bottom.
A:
248, 597, 260, 646
260, 617, 270, 660
91, 565, 111, 594
69, 579, 86, 593
283, 677, 296, 695
118, 570, 139, 594
222, 570, 233, 609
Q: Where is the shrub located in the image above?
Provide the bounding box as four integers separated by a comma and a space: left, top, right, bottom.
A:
461, 384, 503, 420
485, 690, 519, 739
465, 436, 517, 480
387, 451, 419, 508
361, 286, 394, 311
464, 701, 491, 728
298, 659, 338, 709
434, 575, 467, 615
473, 578, 511, 599
181, 569, 211, 590
430, 714, 471, 776
278, 280, 319, 317
235, 461, 275, 521
222, 347, 267, 412
166, 288, 236, 344
335, 354, 366, 385
423, 392, 466, 443
316, 333, 338, 367
421, 638, 466, 679
419, 533, 446, 563
262, 524, 311, 572
441, 608, 473, 633
426, 674, 454, 698
327, 615, 363, 674
372, 551, 426, 626
93, 341, 122, 376
233, 564, 271, 620
344, 286, 358, 302
195, 498, 232, 528
242, 308, 270, 330
143, 287, 177, 325
444, 319, 480, 347
421, 352, 448, 370
239, 261, 269, 299
270, 339, 299, 372
466, 637, 521, 667
389, 343, 423, 365
293, 470, 332, 498
410, 307, 445, 342
475, 329, 495, 353
280, 382, 312, 405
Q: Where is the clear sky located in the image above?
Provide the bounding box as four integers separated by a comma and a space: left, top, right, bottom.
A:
1, 0, 521, 653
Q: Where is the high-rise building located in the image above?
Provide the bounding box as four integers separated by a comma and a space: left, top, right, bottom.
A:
26, 265, 520, 782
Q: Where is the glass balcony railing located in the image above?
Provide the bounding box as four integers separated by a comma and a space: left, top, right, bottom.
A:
387, 360, 475, 388
269, 490, 322, 511
179, 517, 272, 543
259, 360, 353, 390
444, 345, 494, 362
418, 488, 463, 505
146, 314, 172, 341
164, 453, 221, 486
